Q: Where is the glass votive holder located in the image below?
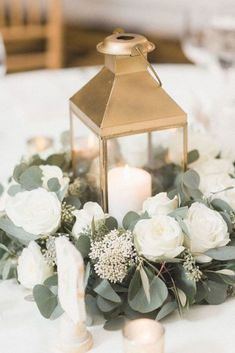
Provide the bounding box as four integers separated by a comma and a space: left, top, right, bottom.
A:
123, 319, 165, 353
27, 136, 54, 156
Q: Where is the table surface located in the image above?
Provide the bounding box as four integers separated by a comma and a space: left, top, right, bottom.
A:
0, 65, 235, 353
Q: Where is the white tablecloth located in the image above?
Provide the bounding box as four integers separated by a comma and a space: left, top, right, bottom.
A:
0, 65, 235, 353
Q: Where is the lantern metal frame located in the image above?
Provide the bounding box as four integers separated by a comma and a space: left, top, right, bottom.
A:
70, 33, 188, 212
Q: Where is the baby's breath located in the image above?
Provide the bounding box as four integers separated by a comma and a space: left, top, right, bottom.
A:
182, 249, 202, 282
89, 229, 136, 283
61, 202, 76, 224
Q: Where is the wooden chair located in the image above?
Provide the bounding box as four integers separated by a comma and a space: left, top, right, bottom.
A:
0, 0, 63, 71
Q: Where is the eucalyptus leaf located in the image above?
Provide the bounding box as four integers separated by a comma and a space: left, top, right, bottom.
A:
187, 149, 199, 164
64, 196, 81, 210
205, 246, 235, 261
47, 178, 61, 192
128, 270, 141, 301
103, 317, 125, 331
129, 276, 168, 313
156, 300, 178, 320
97, 296, 120, 313
122, 211, 140, 230
177, 288, 187, 307
0, 217, 39, 244
211, 198, 234, 214
195, 281, 207, 303
2, 258, 11, 280
13, 163, 28, 182
182, 170, 200, 190
49, 303, 64, 320
174, 265, 196, 304
105, 217, 118, 231
205, 280, 228, 305
0, 184, 4, 197
46, 154, 68, 169
140, 266, 150, 303
169, 207, 188, 220
84, 262, 91, 288
7, 184, 24, 196
76, 235, 91, 258
0, 243, 12, 255
94, 279, 121, 303
19, 166, 43, 190
33, 284, 58, 319
44, 274, 58, 286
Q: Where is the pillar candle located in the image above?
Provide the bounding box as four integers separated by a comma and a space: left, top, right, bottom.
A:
108, 165, 151, 224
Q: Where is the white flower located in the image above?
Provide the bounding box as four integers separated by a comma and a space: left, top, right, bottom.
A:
200, 174, 235, 211
17, 241, 53, 289
143, 192, 178, 217
168, 130, 220, 166
72, 202, 105, 239
185, 202, 230, 256
134, 215, 184, 261
40, 165, 69, 195
193, 158, 234, 179
5, 188, 61, 235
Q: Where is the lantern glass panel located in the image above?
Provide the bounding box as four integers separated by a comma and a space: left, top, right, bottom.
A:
105, 127, 185, 222
70, 111, 101, 203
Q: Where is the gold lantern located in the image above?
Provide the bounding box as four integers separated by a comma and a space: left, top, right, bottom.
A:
70, 32, 187, 222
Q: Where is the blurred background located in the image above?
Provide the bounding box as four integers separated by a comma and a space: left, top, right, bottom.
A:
0, 0, 235, 72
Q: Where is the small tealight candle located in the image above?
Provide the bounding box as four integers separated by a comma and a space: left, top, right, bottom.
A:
27, 136, 53, 155
108, 165, 151, 224
123, 319, 165, 353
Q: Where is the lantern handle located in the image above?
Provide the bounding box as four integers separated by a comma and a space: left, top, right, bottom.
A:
135, 45, 162, 87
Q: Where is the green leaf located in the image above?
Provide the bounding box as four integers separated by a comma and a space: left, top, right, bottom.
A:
211, 198, 234, 214
96, 296, 120, 313
205, 246, 235, 261
94, 280, 121, 303
19, 166, 43, 190
0, 243, 12, 255
128, 270, 141, 301
174, 265, 196, 304
205, 280, 228, 305
33, 284, 58, 319
47, 178, 61, 192
129, 276, 168, 313
195, 281, 207, 303
76, 235, 91, 258
176, 217, 190, 238
13, 163, 28, 182
0, 216, 39, 245
122, 211, 140, 230
182, 169, 200, 190
140, 266, 150, 303
0, 184, 4, 197
46, 154, 67, 168
7, 184, 24, 196
2, 258, 11, 280
156, 300, 178, 320
44, 274, 58, 286
169, 207, 188, 219
49, 303, 64, 320
84, 262, 91, 288
64, 196, 81, 210
188, 149, 199, 164
103, 317, 125, 331
105, 217, 118, 231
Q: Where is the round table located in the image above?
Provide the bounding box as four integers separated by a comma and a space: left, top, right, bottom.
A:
0, 65, 234, 353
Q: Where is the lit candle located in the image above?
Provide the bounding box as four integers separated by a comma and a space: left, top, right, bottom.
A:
27, 136, 53, 155
123, 319, 165, 353
108, 165, 151, 224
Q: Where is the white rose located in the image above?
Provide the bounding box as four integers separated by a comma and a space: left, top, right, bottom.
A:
193, 158, 234, 179
40, 165, 69, 195
5, 188, 61, 235
168, 130, 220, 166
72, 202, 105, 239
143, 192, 178, 217
17, 241, 53, 289
185, 202, 230, 255
134, 215, 184, 261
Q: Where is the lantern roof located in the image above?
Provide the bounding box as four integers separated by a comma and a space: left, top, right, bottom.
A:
70, 33, 187, 139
